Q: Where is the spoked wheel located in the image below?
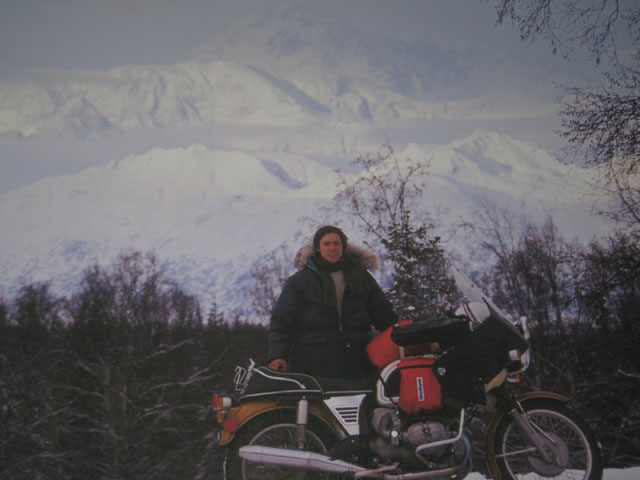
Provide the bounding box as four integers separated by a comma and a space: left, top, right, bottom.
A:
224, 410, 338, 480
490, 399, 603, 480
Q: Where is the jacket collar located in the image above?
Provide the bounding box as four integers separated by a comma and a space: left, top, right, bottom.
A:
293, 243, 379, 272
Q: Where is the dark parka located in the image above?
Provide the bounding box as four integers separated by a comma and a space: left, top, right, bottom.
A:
268, 243, 398, 378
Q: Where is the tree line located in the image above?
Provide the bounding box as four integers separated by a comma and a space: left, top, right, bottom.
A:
0, 251, 268, 480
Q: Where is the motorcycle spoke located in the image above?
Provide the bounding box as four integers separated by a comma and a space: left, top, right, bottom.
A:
499, 408, 593, 480
496, 446, 538, 458
530, 415, 590, 471
241, 422, 332, 480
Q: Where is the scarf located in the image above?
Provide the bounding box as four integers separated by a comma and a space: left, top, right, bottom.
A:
312, 253, 370, 308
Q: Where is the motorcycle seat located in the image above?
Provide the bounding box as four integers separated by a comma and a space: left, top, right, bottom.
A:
239, 367, 374, 400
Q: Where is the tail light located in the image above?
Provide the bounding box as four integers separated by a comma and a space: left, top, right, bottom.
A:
212, 394, 233, 411
212, 394, 234, 423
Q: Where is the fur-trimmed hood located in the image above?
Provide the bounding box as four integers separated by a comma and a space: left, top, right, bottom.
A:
293, 243, 379, 272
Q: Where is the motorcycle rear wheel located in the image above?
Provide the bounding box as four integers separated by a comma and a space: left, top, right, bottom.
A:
490, 399, 603, 480
224, 409, 339, 480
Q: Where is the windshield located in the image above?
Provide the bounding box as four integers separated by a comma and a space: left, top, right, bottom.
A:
449, 264, 515, 324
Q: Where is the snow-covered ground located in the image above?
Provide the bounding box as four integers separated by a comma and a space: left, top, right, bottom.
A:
602, 468, 640, 480
465, 467, 640, 480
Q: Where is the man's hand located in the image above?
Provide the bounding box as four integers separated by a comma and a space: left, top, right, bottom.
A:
269, 358, 288, 372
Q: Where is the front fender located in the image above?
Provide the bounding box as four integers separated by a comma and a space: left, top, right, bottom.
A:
485, 391, 569, 480
218, 398, 343, 446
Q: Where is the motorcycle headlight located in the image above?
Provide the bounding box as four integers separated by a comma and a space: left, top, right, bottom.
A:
506, 348, 531, 381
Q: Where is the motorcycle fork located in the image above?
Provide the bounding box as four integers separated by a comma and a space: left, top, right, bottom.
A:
508, 400, 557, 465
295, 397, 309, 449
493, 388, 558, 465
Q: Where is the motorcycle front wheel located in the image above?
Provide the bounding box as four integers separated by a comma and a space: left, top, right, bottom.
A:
224, 409, 338, 480
489, 399, 603, 480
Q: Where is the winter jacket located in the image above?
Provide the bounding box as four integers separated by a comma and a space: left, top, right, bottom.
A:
268, 244, 398, 378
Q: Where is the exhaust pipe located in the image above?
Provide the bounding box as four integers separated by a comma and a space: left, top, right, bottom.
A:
238, 445, 464, 479
239, 445, 367, 474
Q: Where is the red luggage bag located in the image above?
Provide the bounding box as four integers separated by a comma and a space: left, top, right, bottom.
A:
397, 356, 443, 414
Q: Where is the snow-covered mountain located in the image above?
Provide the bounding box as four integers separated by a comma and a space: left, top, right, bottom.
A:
0, 130, 607, 313
0, 144, 339, 299
0, 62, 322, 139
0, 2, 608, 314
0, 2, 571, 144
185, 2, 572, 102
0, 58, 556, 142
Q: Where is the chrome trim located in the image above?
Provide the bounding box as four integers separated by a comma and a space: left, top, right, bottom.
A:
253, 367, 308, 389
239, 445, 466, 479
415, 409, 465, 456
376, 359, 402, 407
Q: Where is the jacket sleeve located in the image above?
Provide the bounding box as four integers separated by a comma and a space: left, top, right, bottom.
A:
268, 274, 301, 363
365, 272, 399, 331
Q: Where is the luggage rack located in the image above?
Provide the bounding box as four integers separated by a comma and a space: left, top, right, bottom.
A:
234, 359, 255, 394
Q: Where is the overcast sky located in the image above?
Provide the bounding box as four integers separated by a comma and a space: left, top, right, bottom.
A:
0, 0, 530, 72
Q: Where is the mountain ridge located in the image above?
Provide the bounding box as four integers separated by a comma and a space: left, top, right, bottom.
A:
0, 130, 607, 313
0, 1, 573, 143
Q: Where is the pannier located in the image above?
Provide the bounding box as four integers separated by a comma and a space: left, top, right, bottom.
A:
397, 356, 442, 414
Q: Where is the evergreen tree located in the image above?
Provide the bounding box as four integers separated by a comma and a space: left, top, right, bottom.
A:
330, 145, 456, 319
382, 222, 456, 320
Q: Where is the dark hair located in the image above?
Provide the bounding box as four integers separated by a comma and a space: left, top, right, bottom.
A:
313, 225, 348, 250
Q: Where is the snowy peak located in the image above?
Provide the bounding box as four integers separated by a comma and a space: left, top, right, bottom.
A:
183, 1, 579, 104
186, 2, 465, 98
399, 130, 594, 211
0, 146, 341, 259
449, 130, 557, 176
110, 146, 293, 196
2, 144, 340, 210
411, 131, 564, 179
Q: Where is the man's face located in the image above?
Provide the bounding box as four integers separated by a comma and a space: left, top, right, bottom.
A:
317, 233, 343, 263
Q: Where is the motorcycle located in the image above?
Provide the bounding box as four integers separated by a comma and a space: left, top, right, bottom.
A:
211, 267, 603, 480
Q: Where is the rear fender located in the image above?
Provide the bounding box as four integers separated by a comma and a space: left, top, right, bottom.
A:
218, 398, 343, 446
485, 391, 569, 480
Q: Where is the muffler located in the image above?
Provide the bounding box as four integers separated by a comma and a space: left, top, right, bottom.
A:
238, 445, 464, 479
239, 445, 367, 474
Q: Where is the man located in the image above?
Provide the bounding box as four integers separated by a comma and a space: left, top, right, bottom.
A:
268, 225, 398, 378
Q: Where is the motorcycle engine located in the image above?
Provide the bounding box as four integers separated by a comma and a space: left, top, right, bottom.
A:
370, 408, 451, 466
